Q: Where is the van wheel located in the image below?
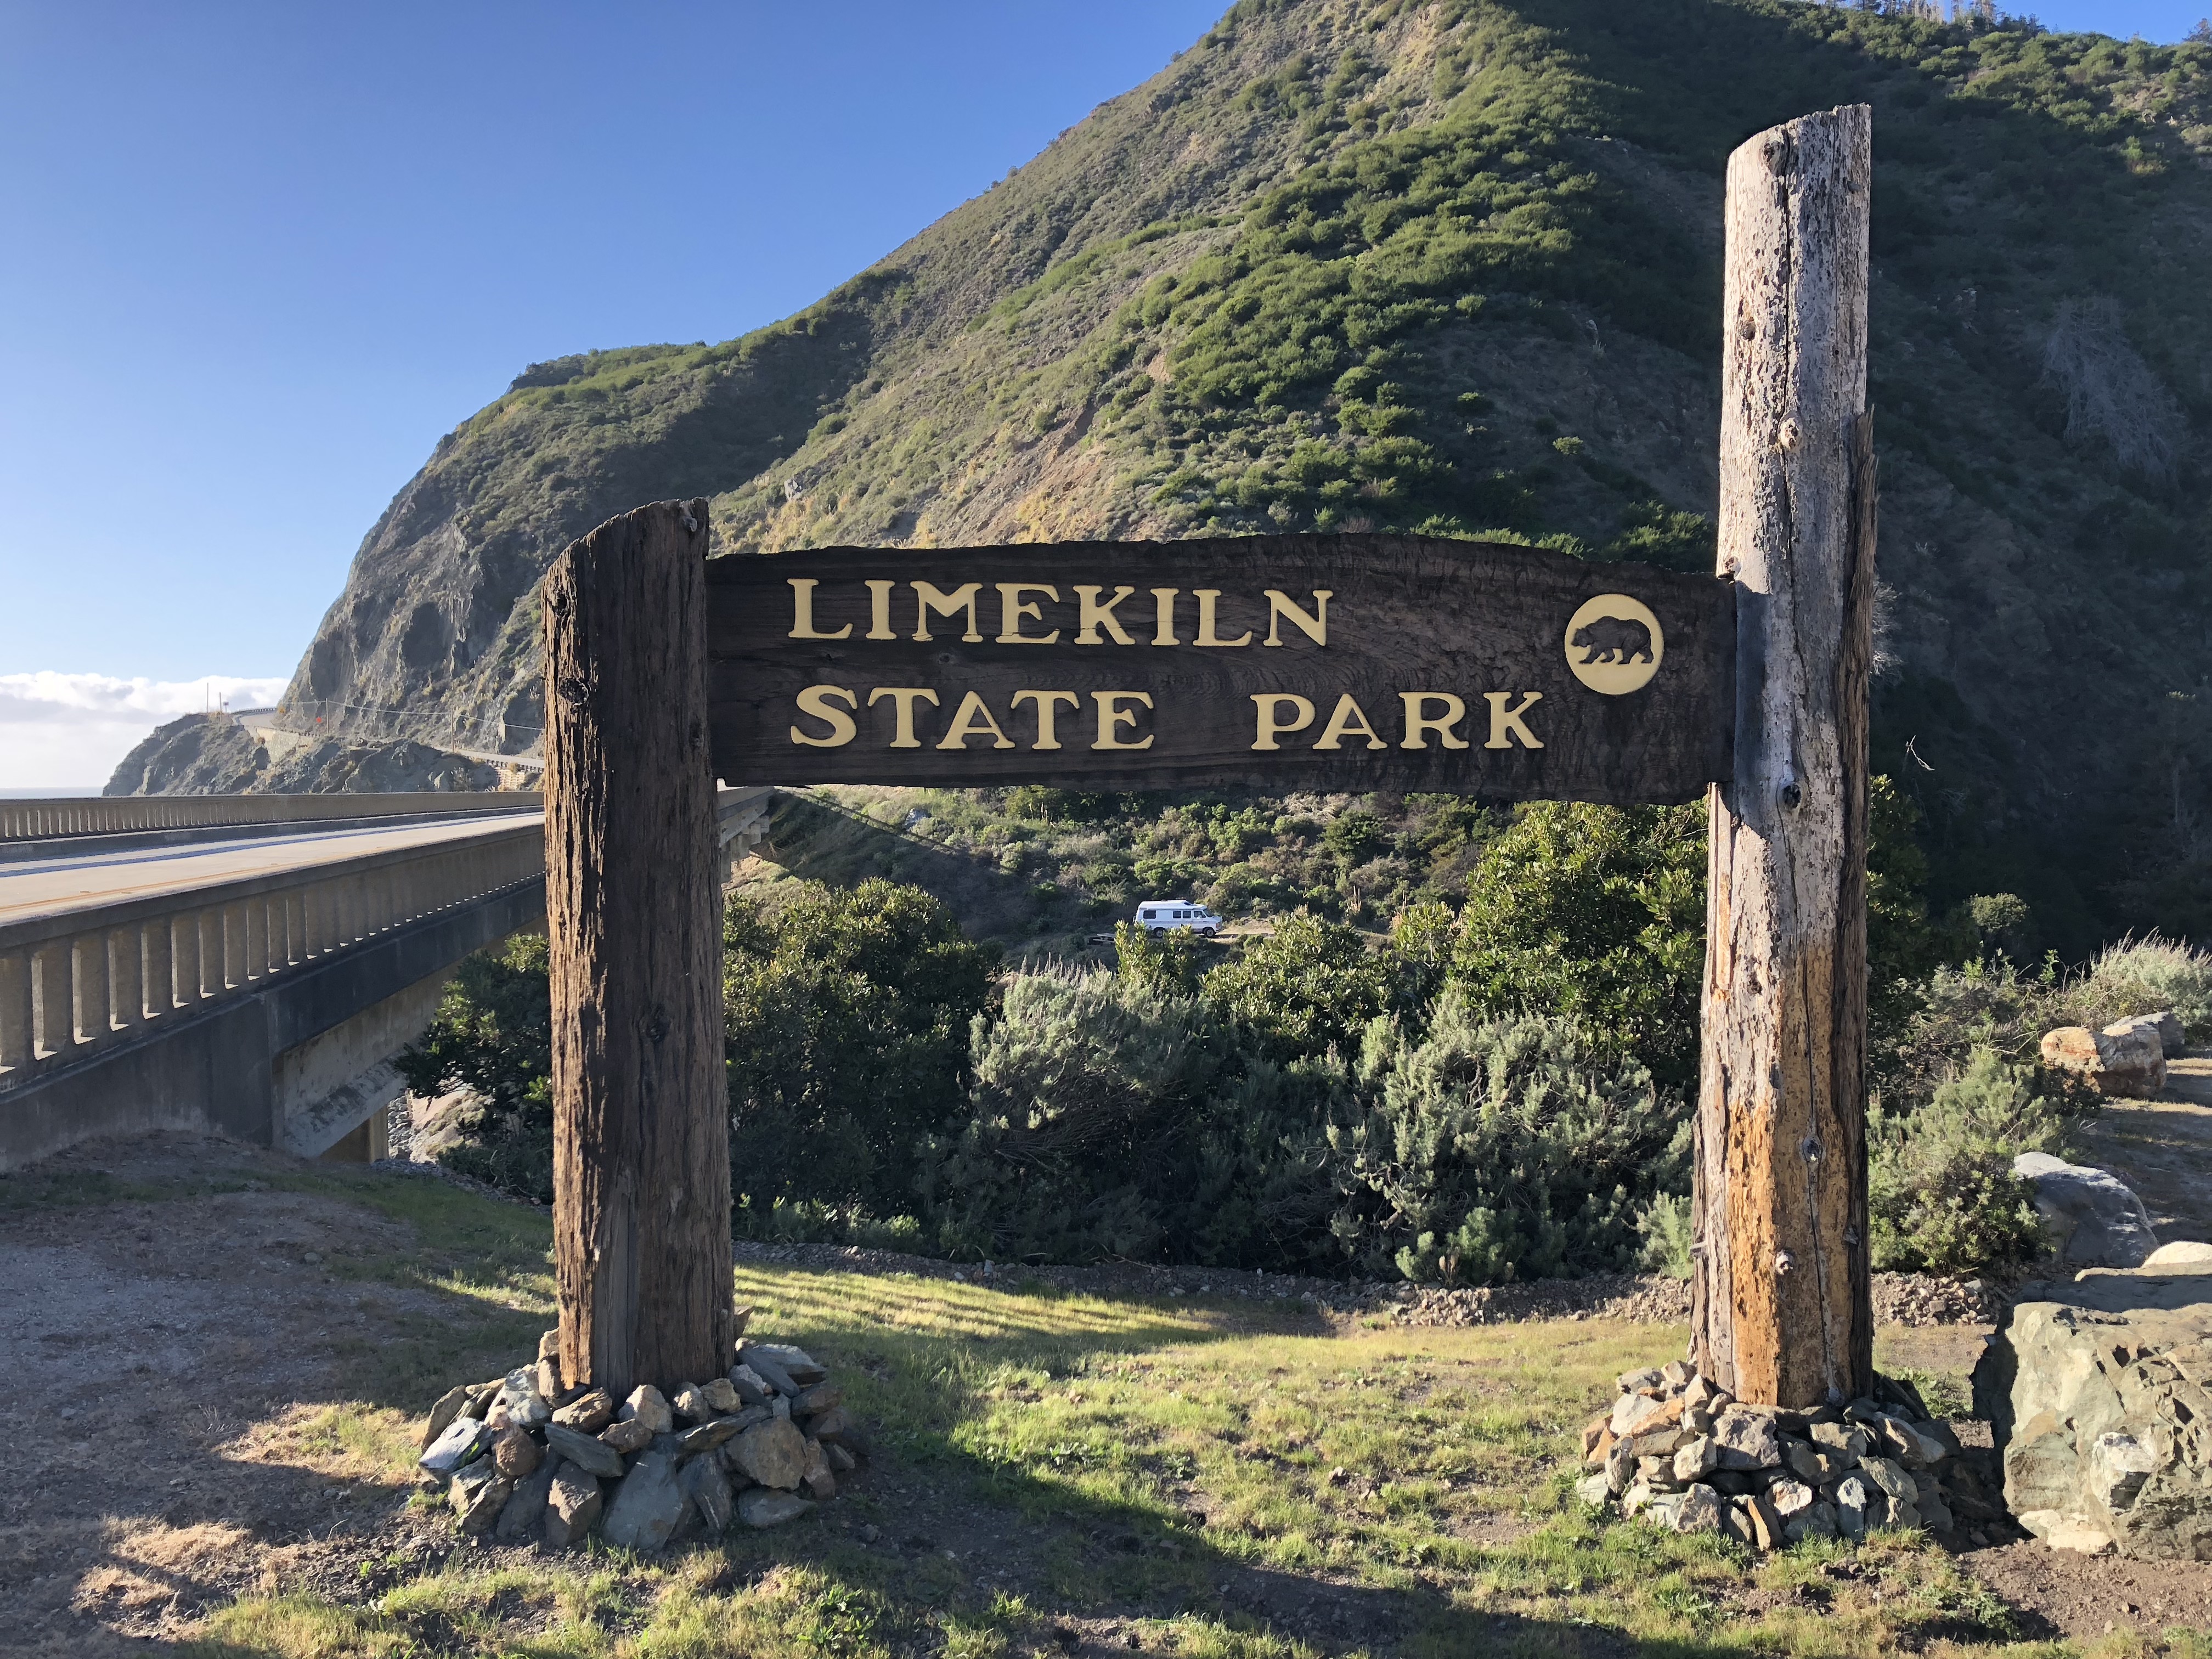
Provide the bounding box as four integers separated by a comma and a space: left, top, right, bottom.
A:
1203, 926, 1220, 938
1148, 927, 1165, 938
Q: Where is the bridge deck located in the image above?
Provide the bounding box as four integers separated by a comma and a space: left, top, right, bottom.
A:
0, 812, 545, 927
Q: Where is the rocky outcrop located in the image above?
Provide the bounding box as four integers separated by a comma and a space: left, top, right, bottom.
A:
104, 721, 501, 797
2039, 1022, 2169, 1099
1973, 1260, 2212, 1559
105, 714, 266, 795
2013, 1153, 2160, 1269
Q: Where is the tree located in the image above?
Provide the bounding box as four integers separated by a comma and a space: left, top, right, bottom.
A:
1202, 912, 1391, 1059
1449, 802, 1706, 1087
725, 879, 998, 1214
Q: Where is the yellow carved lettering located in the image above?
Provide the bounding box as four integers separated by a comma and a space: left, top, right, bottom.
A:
1399, 692, 1469, 750
1263, 589, 1331, 646
1313, 693, 1386, 751
936, 691, 1015, 750
1149, 588, 1181, 646
912, 582, 983, 642
1250, 693, 1316, 751
864, 579, 896, 640
787, 578, 851, 641
867, 686, 940, 748
790, 685, 857, 747
995, 583, 1062, 644
1011, 690, 1080, 750
1193, 589, 1252, 647
1092, 691, 1155, 749
1073, 584, 1137, 645
1482, 691, 1545, 749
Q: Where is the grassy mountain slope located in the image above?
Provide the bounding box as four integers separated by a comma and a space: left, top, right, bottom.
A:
251, 0, 2212, 951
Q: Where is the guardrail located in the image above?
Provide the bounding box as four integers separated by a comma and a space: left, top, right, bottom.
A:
0, 791, 543, 842
0, 816, 545, 1094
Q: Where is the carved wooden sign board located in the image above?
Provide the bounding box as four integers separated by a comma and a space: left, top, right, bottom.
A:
705, 534, 1735, 805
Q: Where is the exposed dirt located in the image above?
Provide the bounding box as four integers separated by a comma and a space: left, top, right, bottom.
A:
2078, 1051, 2212, 1245
0, 1136, 506, 1655
1959, 1538, 2212, 1641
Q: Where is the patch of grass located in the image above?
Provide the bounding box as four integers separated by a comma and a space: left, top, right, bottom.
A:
171, 1170, 2050, 1656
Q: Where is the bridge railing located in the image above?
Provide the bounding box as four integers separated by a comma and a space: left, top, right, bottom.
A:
0, 791, 543, 842
0, 817, 545, 1094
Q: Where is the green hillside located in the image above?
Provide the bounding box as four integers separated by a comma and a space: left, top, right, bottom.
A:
241, 0, 2212, 953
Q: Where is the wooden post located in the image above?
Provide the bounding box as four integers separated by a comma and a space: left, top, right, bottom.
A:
544, 498, 732, 1401
1692, 106, 1877, 1408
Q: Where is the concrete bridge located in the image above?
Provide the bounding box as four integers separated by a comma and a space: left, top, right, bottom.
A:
0, 788, 772, 1172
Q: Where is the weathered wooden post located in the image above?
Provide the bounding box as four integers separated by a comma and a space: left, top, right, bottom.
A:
1692, 105, 1878, 1407
543, 497, 733, 1401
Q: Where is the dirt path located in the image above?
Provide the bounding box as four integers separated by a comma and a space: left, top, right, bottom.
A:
2074, 1049, 2212, 1244
0, 1136, 539, 1656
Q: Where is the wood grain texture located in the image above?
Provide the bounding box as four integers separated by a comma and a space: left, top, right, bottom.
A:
544, 498, 733, 1402
1692, 106, 1875, 1407
706, 535, 1733, 804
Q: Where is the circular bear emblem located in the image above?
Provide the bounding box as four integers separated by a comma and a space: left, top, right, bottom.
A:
1564, 594, 1664, 695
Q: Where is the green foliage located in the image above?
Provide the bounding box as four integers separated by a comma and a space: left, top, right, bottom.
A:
1201, 912, 1393, 1059
394, 934, 555, 1203
919, 966, 1346, 1268
1449, 802, 1706, 1088
1331, 996, 1688, 1285
724, 878, 999, 1213
1636, 1192, 1695, 1280
2074, 933, 2212, 1037
1113, 920, 1209, 999
1869, 1047, 2065, 1274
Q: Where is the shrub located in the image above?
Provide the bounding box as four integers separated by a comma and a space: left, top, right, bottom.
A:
1113, 920, 1207, 998
725, 878, 998, 1213
1330, 996, 1688, 1285
1449, 802, 1705, 1087
1203, 912, 1391, 1060
1869, 1047, 2066, 1275
2072, 934, 2212, 1037
395, 934, 555, 1202
1636, 1192, 1695, 1280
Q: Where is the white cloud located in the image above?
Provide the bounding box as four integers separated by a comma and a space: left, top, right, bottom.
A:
0, 672, 290, 792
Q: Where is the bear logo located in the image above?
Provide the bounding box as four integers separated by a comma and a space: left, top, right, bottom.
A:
1571, 614, 1654, 667
1562, 594, 1663, 695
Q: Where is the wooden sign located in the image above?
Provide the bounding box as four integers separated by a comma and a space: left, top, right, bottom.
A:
706, 534, 1734, 804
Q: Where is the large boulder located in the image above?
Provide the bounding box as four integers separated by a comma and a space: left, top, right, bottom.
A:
1972, 1259, 2212, 1558
2107, 1011, 2186, 1060
2013, 1153, 2159, 1268
2040, 1023, 2168, 1098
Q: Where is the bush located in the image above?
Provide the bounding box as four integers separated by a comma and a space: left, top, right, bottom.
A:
1869, 1047, 2066, 1274
395, 934, 556, 1202
725, 878, 998, 1212
2073, 934, 2212, 1038
1330, 996, 1688, 1285
921, 965, 1347, 1266
1636, 1192, 1694, 1280
1449, 802, 1705, 1087
1203, 912, 1391, 1060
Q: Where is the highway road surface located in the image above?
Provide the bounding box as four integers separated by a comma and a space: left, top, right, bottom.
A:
0, 810, 543, 927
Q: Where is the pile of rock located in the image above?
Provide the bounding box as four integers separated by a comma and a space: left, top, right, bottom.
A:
1576, 1361, 2003, 1549
415, 1330, 862, 1551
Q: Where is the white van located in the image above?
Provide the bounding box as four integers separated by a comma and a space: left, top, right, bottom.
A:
1134, 899, 1223, 938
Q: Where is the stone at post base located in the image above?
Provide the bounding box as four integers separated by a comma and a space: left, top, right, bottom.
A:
739, 1488, 816, 1528
450, 1463, 514, 1534
545, 1464, 603, 1550
498, 1457, 560, 1541
601, 1450, 687, 1553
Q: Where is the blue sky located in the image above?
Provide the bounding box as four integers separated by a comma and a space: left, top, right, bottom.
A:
0, 0, 2197, 784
